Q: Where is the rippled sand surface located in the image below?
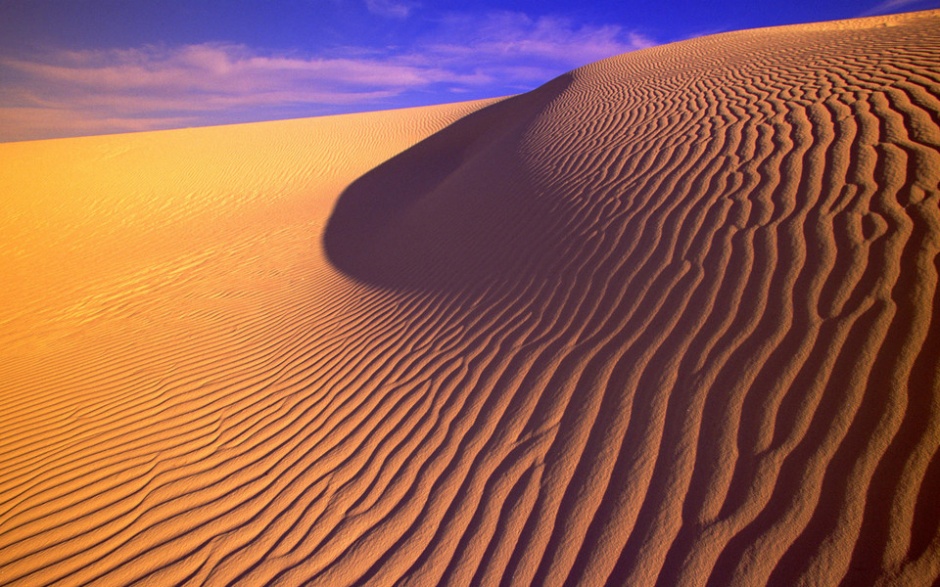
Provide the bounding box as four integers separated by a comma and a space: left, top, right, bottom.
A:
2, 11, 939, 586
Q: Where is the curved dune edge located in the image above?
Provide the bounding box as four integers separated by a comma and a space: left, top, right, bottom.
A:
2, 10, 939, 586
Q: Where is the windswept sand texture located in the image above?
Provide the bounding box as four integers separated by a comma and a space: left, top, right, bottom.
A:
2, 11, 940, 586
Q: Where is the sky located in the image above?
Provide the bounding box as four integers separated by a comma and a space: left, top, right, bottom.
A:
0, 0, 937, 142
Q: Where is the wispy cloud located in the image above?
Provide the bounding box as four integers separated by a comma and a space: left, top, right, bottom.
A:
427, 12, 652, 67
365, 0, 416, 19
0, 12, 654, 141
859, 0, 939, 16
0, 44, 458, 141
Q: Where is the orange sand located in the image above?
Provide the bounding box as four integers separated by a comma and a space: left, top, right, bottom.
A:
2, 11, 939, 586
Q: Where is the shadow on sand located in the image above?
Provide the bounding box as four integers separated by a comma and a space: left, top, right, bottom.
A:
323, 74, 573, 293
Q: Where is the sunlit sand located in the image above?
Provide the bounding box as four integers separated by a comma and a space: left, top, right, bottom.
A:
2, 11, 939, 585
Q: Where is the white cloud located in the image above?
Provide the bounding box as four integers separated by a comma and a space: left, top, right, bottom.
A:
427, 12, 654, 68
859, 0, 938, 16
0, 44, 469, 140
365, 0, 415, 19
0, 12, 656, 141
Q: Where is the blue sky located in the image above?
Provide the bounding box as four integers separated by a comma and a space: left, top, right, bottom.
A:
1, 0, 937, 141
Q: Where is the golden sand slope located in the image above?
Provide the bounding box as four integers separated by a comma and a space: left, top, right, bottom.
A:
2, 10, 939, 586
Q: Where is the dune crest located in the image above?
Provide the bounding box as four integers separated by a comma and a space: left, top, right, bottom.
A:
2, 10, 940, 586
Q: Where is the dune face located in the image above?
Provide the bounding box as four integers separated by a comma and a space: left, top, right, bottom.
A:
2, 11, 940, 587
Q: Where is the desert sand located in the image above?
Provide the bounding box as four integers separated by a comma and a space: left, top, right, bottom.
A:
1, 10, 939, 586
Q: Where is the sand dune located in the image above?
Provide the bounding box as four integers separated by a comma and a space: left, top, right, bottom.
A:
2, 10, 939, 586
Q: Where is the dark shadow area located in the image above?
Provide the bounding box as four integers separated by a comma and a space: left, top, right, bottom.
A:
323, 74, 574, 293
